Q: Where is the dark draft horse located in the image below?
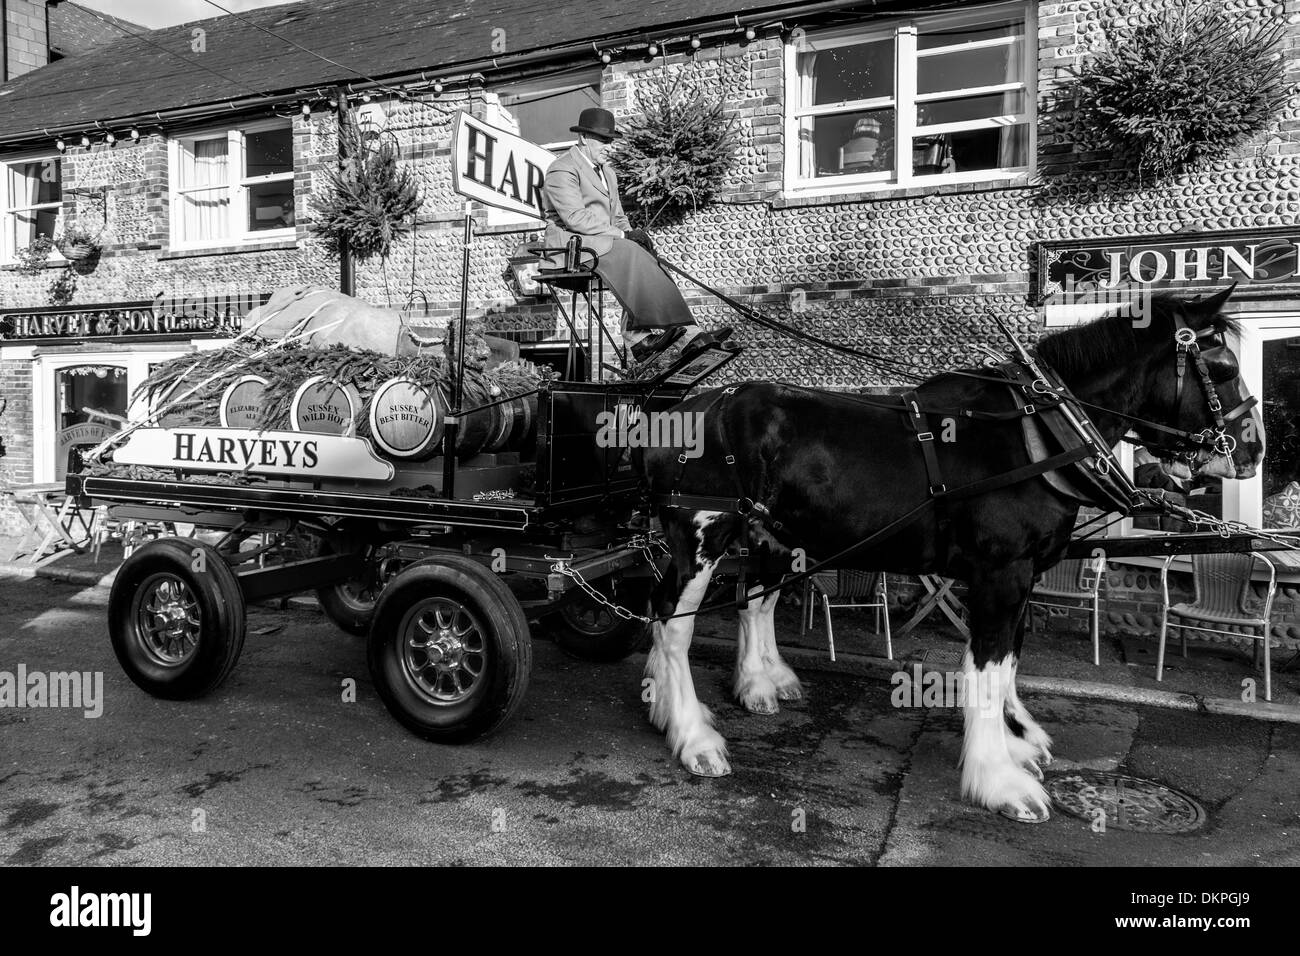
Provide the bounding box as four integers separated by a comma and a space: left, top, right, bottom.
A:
637, 287, 1263, 822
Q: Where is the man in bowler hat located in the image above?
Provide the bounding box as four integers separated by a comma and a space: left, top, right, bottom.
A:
541, 107, 729, 362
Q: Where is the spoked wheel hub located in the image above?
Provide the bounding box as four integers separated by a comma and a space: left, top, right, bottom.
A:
135, 573, 201, 666
402, 598, 487, 704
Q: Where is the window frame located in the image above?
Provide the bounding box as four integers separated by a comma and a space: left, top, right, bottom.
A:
168, 117, 296, 250
495, 69, 604, 153
783, 0, 1036, 198
1, 150, 65, 265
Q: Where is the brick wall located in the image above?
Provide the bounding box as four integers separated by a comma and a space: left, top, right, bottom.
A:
5, 0, 47, 80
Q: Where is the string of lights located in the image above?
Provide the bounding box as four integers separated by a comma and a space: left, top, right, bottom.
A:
30, 3, 831, 153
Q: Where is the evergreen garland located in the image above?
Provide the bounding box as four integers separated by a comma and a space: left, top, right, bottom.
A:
310, 111, 422, 261
609, 77, 740, 228
1072, 6, 1290, 180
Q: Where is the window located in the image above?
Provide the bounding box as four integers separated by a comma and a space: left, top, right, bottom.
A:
785, 2, 1033, 194
3, 155, 62, 262
170, 121, 295, 246
496, 70, 602, 151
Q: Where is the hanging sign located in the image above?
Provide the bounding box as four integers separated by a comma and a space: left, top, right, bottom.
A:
450, 112, 556, 218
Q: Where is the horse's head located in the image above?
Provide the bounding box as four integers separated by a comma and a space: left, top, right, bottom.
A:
1129, 285, 1263, 481
1037, 284, 1264, 483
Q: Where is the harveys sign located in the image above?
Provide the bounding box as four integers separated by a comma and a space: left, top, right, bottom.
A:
451, 112, 556, 218
113, 427, 394, 481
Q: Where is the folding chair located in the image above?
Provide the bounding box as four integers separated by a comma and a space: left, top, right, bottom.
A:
1029, 555, 1106, 665
1157, 552, 1278, 702
800, 569, 892, 661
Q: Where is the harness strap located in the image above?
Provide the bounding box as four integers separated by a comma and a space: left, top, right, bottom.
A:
901, 389, 946, 497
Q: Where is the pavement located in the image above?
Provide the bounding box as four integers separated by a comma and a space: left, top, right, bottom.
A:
2, 565, 1299, 866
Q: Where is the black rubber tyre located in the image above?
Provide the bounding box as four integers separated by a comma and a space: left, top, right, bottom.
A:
545, 574, 653, 662
108, 537, 246, 700
318, 580, 378, 636
367, 555, 532, 743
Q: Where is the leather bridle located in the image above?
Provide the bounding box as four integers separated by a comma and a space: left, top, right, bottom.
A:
1137, 317, 1257, 466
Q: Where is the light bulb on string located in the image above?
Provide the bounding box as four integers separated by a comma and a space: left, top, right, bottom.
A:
55, 137, 65, 151
130, 128, 140, 141
105, 131, 116, 145
80, 134, 90, 148
647, 41, 659, 57
689, 35, 701, 50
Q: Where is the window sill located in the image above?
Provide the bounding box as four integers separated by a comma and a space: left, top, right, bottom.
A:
159, 238, 299, 260
776, 173, 1040, 207
0, 259, 71, 272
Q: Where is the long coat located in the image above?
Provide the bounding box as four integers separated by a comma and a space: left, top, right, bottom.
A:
540, 145, 630, 258
540, 146, 693, 330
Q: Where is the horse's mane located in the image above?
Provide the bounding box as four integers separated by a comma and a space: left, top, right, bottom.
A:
1035, 294, 1239, 380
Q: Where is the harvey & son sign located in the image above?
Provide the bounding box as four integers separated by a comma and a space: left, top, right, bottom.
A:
0, 293, 269, 344
1037, 227, 1300, 303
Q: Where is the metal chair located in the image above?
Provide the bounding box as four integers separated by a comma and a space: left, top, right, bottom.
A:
800, 569, 892, 661
1157, 552, 1278, 702
1029, 556, 1105, 666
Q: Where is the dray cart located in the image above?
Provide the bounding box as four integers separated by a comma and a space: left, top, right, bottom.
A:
67, 378, 703, 743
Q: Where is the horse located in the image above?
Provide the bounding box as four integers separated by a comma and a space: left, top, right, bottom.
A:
635, 286, 1263, 822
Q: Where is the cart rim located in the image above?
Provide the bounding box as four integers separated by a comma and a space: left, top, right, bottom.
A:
399, 597, 489, 705
132, 572, 202, 666
334, 579, 377, 611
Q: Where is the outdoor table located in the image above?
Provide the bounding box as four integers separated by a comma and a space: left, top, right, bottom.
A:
2, 482, 95, 565
895, 574, 970, 639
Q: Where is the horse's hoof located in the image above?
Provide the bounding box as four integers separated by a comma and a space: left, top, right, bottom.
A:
683, 749, 732, 777
775, 683, 803, 702
740, 695, 779, 716
998, 803, 1050, 824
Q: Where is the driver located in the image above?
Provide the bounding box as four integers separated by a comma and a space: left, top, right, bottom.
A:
540, 107, 731, 363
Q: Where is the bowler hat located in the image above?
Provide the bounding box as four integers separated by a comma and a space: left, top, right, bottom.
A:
570, 107, 622, 140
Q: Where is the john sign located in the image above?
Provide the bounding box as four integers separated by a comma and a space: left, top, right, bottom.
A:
451, 112, 556, 218
1039, 227, 1300, 301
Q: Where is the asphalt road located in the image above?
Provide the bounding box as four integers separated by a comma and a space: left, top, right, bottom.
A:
2, 574, 1298, 866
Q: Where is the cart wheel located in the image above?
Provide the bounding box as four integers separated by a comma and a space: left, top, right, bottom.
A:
368, 555, 531, 743
108, 537, 246, 700
318, 578, 378, 636
545, 574, 652, 662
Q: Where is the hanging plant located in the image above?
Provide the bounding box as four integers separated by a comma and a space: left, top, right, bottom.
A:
55, 223, 102, 263
15, 235, 53, 276
310, 111, 422, 262
1072, 6, 1290, 180
609, 76, 740, 228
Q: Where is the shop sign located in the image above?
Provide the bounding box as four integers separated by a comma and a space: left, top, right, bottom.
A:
0, 293, 269, 343
1038, 227, 1300, 303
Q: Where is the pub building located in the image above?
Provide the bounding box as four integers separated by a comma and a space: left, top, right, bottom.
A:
0, 0, 1298, 647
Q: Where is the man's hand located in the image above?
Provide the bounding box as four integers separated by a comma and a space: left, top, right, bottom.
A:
624, 228, 656, 255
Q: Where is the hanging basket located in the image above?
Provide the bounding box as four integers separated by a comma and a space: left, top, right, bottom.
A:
57, 239, 97, 262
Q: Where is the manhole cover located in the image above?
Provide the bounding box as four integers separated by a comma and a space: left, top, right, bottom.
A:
1046, 770, 1206, 833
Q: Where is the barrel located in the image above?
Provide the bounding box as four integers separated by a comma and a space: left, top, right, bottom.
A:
291, 376, 361, 436
368, 377, 445, 460
219, 375, 269, 429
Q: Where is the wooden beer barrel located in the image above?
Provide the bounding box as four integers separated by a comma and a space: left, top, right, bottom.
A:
291, 376, 361, 436
368, 378, 444, 460
219, 375, 269, 429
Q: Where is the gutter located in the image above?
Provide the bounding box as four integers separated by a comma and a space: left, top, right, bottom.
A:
2, 0, 9, 83
0, 0, 908, 147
